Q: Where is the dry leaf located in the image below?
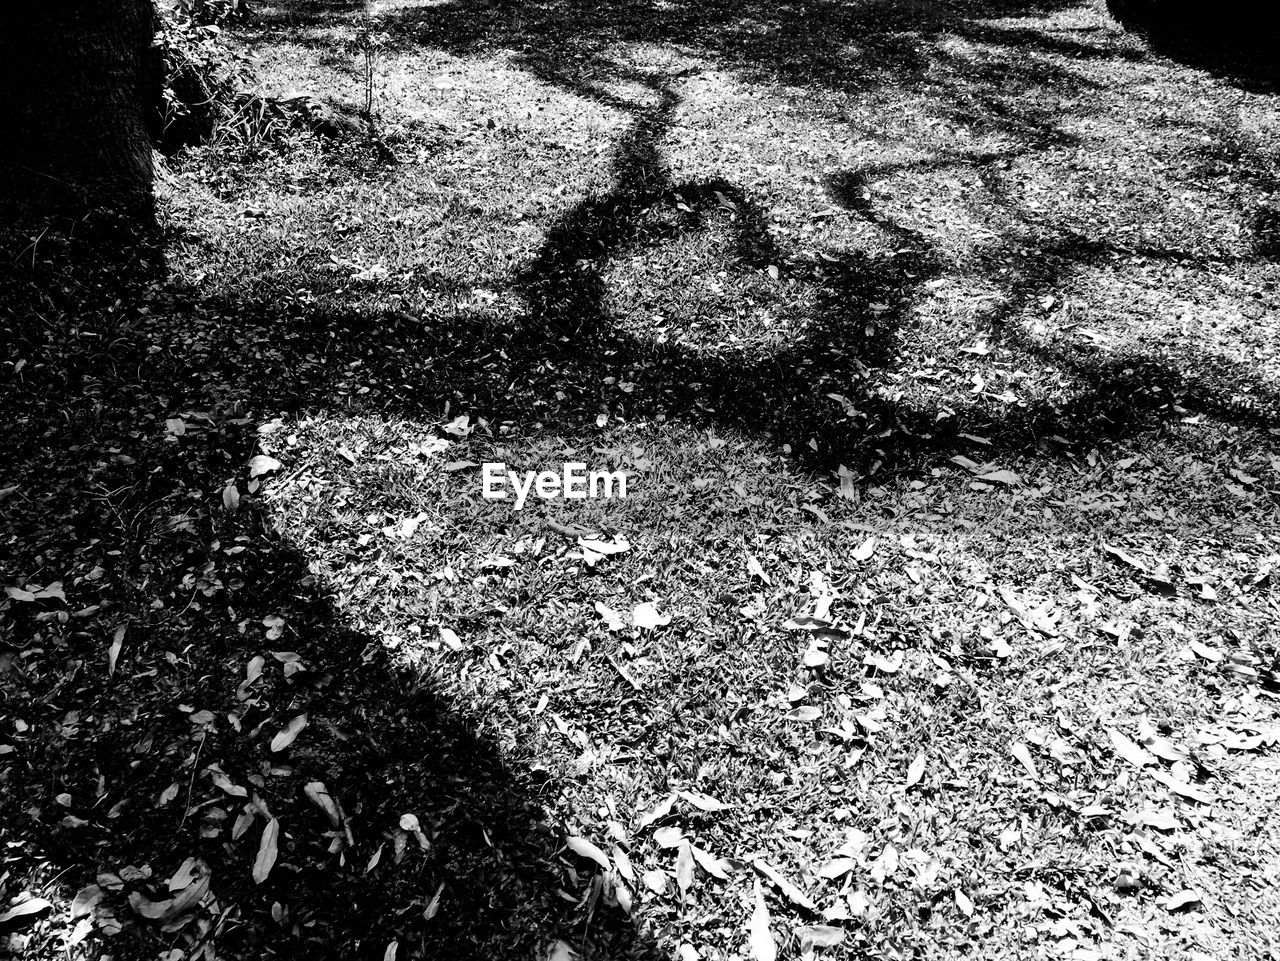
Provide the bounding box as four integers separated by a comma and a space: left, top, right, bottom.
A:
252, 818, 279, 884
905, 752, 926, 789
1108, 728, 1156, 768
566, 836, 611, 871
270, 714, 308, 753
636, 793, 677, 829
753, 860, 816, 911
797, 925, 845, 949
676, 841, 695, 893
653, 825, 685, 849
748, 882, 777, 961
680, 789, 731, 812
690, 845, 730, 880
108, 623, 125, 676
1010, 742, 1039, 780
633, 602, 671, 630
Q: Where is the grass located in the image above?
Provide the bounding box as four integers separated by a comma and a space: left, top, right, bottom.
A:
2, 0, 1280, 958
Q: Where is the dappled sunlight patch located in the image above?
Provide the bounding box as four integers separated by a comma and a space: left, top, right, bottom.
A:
255, 405, 1280, 959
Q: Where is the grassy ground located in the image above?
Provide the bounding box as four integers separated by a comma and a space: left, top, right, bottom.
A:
3, 0, 1280, 959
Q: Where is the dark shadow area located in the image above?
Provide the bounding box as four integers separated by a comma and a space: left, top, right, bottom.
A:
1105, 0, 1280, 92
0, 246, 660, 958
6, 0, 1280, 954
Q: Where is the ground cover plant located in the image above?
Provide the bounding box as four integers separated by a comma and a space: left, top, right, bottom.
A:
2, 0, 1279, 959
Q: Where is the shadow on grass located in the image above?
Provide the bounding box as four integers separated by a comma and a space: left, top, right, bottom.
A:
5, 0, 1280, 955
0, 257, 661, 958
1105, 0, 1280, 92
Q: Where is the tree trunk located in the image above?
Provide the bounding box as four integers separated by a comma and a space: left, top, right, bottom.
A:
0, 0, 159, 228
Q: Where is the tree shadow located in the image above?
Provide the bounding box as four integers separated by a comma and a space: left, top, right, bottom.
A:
1104, 0, 1280, 92
0, 246, 661, 958
6, 0, 1280, 954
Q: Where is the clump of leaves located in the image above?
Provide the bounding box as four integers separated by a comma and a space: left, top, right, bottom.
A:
154, 2, 260, 152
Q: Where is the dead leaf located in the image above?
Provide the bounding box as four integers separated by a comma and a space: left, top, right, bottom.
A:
566, 836, 611, 871
680, 789, 731, 812
753, 860, 816, 911
108, 623, 125, 676
977, 469, 1021, 487
1163, 890, 1202, 912
676, 841, 695, 893
0, 897, 53, 929
905, 752, 926, 789
253, 818, 280, 884
595, 602, 626, 631
303, 782, 342, 827
851, 537, 877, 562
818, 858, 856, 880
636, 793, 677, 829
786, 706, 823, 722
746, 552, 772, 585
1147, 769, 1213, 804
1108, 728, 1156, 768
690, 845, 730, 880
653, 826, 685, 849
797, 925, 845, 949
270, 714, 308, 752
748, 882, 777, 961
1103, 543, 1148, 573
633, 602, 671, 630
249, 454, 283, 478
1011, 742, 1039, 780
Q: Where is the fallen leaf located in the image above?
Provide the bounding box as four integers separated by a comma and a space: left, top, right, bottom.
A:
905, 752, 926, 789
786, 706, 823, 722
653, 825, 685, 849
633, 602, 671, 630
753, 860, 816, 911
270, 714, 308, 753
977, 469, 1021, 487
690, 845, 730, 880
1163, 890, 1201, 912
676, 841, 695, 893
1103, 543, 1148, 573
438, 627, 463, 652
566, 836, 611, 871
0, 897, 53, 929
1108, 728, 1156, 768
746, 552, 772, 584
636, 793, 677, 829
304, 782, 342, 827
680, 790, 731, 812
851, 537, 877, 562
108, 623, 125, 676
797, 925, 845, 949
249, 454, 282, 478
1147, 769, 1213, 804
1188, 639, 1222, 662
70, 884, 104, 919
818, 858, 856, 880
595, 602, 627, 631
748, 882, 777, 961
1011, 742, 1039, 780
253, 818, 280, 884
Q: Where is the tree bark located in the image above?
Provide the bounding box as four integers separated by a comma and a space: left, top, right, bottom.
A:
0, 0, 159, 227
